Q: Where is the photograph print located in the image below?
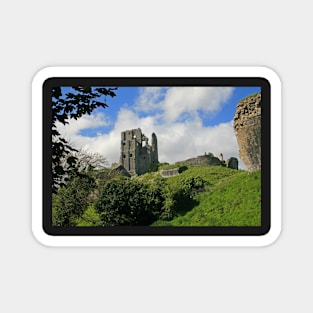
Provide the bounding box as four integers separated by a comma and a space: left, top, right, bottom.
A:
43, 77, 270, 236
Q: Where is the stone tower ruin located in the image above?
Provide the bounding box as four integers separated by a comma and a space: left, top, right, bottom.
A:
120, 128, 158, 176
233, 93, 261, 172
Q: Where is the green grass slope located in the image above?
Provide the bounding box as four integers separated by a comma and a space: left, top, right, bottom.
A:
152, 166, 261, 226
55, 165, 261, 227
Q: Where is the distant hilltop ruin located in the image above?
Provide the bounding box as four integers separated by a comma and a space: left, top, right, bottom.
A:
114, 128, 239, 177
233, 93, 261, 172
176, 152, 238, 170
120, 128, 158, 176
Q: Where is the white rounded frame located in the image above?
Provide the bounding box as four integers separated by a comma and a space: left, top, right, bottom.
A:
32, 66, 281, 247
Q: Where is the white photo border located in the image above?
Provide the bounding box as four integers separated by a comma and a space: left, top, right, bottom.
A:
32, 66, 281, 247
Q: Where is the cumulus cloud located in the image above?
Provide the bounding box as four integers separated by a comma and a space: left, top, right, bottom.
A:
56, 87, 246, 170
162, 87, 234, 123
55, 112, 111, 139
155, 120, 240, 164
134, 87, 234, 123
135, 87, 167, 113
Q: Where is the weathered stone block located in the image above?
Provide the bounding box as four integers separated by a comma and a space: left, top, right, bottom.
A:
226, 157, 238, 170
233, 93, 261, 172
160, 168, 180, 178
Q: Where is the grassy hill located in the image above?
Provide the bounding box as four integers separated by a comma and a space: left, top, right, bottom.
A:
56, 164, 261, 227
151, 166, 261, 226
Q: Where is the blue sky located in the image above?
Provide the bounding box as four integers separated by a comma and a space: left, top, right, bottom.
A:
56, 86, 260, 169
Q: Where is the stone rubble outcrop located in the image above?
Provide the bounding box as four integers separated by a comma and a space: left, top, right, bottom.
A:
160, 168, 180, 178
176, 153, 238, 170
233, 93, 261, 172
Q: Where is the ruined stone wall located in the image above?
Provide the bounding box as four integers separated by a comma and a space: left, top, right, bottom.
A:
160, 168, 179, 178
120, 128, 158, 176
233, 93, 261, 172
151, 133, 158, 164
137, 146, 152, 175
120, 129, 139, 175
176, 154, 222, 166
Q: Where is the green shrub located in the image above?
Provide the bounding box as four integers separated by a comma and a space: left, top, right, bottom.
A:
149, 163, 160, 172
95, 178, 167, 226
53, 174, 96, 226
178, 165, 188, 173
76, 205, 101, 226
181, 176, 206, 197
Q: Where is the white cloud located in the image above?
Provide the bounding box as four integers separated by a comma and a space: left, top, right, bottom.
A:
55, 112, 111, 139
134, 87, 234, 123
155, 120, 241, 165
163, 87, 233, 122
135, 87, 167, 112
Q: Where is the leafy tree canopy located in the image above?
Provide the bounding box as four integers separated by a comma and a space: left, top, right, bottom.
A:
51, 86, 117, 192
53, 174, 96, 226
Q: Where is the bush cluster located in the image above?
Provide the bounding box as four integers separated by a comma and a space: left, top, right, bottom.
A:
94, 177, 173, 226
53, 174, 96, 226
52, 170, 208, 227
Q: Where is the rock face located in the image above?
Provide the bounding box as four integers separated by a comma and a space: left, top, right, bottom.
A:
233, 93, 261, 172
226, 157, 238, 170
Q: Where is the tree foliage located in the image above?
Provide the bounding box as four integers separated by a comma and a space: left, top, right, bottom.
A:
94, 178, 168, 226
181, 176, 206, 197
53, 174, 96, 226
51, 86, 117, 192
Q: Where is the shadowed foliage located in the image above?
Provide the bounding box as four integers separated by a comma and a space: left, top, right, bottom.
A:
51, 86, 117, 192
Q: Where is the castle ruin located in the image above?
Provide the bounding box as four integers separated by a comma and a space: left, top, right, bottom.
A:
176, 152, 238, 170
233, 93, 261, 172
120, 128, 158, 176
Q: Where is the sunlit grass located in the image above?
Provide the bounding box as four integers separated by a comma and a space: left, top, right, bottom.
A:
152, 168, 261, 226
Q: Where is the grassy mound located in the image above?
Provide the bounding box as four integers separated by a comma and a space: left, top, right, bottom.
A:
54, 165, 261, 227
152, 168, 261, 226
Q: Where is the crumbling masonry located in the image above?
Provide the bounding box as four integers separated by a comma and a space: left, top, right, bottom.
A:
233, 93, 261, 172
120, 128, 158, 176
